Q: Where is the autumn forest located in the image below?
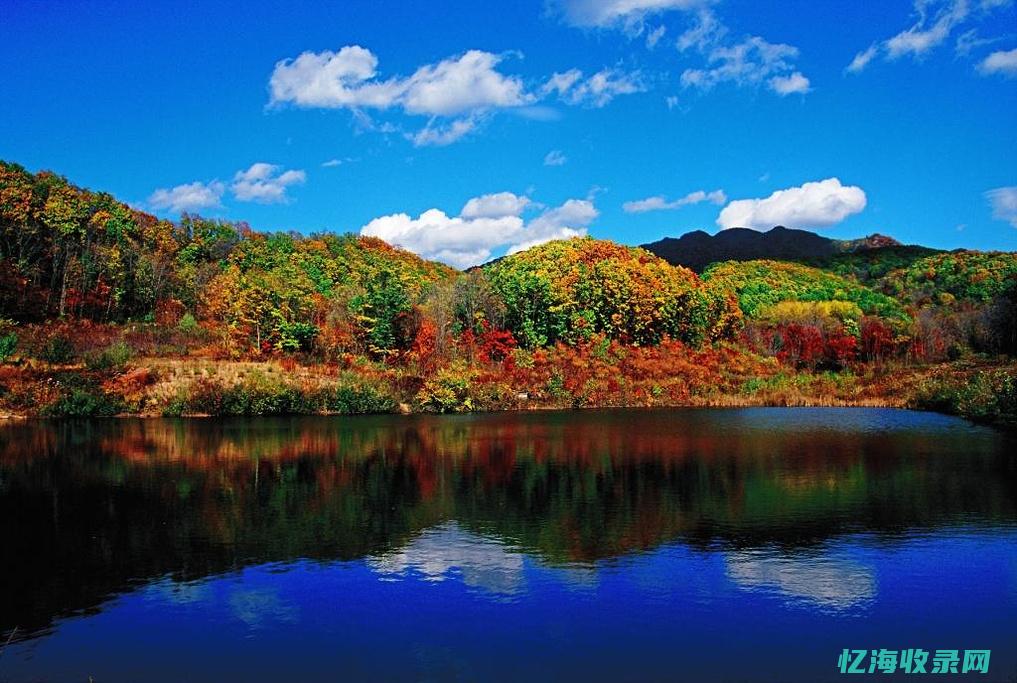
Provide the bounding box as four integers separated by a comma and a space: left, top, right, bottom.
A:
1, 160, 1015, 425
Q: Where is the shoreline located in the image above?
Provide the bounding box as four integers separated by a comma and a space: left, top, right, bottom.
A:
1, 354, 1013, 428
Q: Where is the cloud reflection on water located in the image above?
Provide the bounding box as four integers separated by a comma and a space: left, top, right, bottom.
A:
725, 548, 876, 612
368, 522, 527, 596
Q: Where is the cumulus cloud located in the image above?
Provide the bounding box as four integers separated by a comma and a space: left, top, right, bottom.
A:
231, 162, 306, 204
985, 186, 1017, 227
360, 191, 598, 268
846, 0, 1012, 72
270, 47, 529, 116
460, 191, 531, 219
268, 45, 402, 109
551, 0, 711, 30
978, 47, 1017, 75
148, 180, 225, 214
717, 178, 867, 230
509, 199, 598, 254
623, 189, 726, 213
400, 51, 531, 116
769, 71, 811, 95
271, 45, 643, 143
543, 67, 646, 107
544, 149, 568, 166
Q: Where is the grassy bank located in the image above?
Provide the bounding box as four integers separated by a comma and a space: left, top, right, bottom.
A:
2, 351, 1013, 427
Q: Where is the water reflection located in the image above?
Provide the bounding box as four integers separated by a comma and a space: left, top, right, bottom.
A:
725, 548, 876, 612
0, 408, 1014, 654
368, 523, 525, 596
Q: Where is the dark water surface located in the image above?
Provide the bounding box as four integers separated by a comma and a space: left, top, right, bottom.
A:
1, 408, 1015, 682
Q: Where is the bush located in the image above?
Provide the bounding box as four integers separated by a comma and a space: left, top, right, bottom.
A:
84, 341, 133, 371
0, 332, 16, 362
912, 369, 1017, 425
44, 389, 122, 417
40, 335, 75, 364
164, 372, 395, 416
178, 312, 199, 333
42, 374, 123, 417
416, 366, 476, 412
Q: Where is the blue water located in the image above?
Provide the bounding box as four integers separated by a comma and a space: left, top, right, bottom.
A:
1, 408, 1014, 682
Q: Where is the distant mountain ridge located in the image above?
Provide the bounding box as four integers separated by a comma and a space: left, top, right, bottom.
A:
640, 226, 922, 273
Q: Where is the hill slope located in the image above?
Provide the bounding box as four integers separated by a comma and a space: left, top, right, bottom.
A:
641, 225, 925, 273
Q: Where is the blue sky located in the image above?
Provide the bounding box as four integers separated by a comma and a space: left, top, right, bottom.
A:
1, 0, 1015, 267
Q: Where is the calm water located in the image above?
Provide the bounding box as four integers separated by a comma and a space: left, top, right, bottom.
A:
0, 408, 1015, 682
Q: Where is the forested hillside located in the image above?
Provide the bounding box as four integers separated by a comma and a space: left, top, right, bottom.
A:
1, 161, 1015, 424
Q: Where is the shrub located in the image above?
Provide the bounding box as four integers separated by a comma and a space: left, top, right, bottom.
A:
40, 335, 75, 364
416, 365, 477, 412
164, 372, 395, 416
0, 332, 16, 362
84, 341, 133, 371
41, 374, 123, 417
44, 388, 123, 417
912, 369, 1017, 425
178, 312, 199, 333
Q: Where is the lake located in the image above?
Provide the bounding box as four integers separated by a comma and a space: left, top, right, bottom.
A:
1, 408, 1015, 682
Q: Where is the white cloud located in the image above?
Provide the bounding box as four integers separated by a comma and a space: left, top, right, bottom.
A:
542, 69, 584, 97
954, 28, 1003, 55
978, 47, 1017, 75
665, 95, 680, 109
769, 71, 811, 95
509, 198, 598, 254
846, 0, 1012, 72
460, 191, 531, 219
408, 116, 480, 147
985, 186, 1017, 227
543, 149, 568, 166
231, 162, 306, 204
270, 47, 530, 117
717, 178, 867, 230
148, 180, 225, 214
321, 159, 343, 167
360, 192, 598, 268
681, 36, 805, 95
846, 44, 879, 73
646, 24, 667, 48
885, 0, 969, 59
676, 8, 728, 52
623, 189, 726, 213
400, 51, 531, 116
271, 45, 642, 143
552, 0, 711, 30
670, 8, 810, 97
544, 67, 646, 107
268, 45, 403, 109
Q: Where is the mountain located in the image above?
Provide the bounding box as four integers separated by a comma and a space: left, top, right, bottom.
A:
641, 226, 912, 273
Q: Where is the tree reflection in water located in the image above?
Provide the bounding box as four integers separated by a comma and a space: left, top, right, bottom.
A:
1, 408, 1014, 641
